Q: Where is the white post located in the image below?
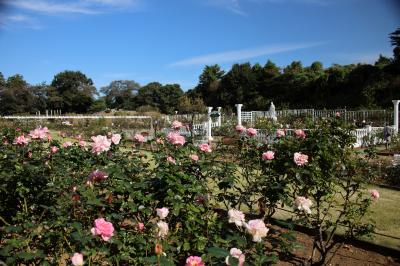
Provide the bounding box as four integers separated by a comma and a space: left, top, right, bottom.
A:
235, 104, 243, 126
217, 107, 222, 127
207, 107, 213, 142
393, 100, 400, 134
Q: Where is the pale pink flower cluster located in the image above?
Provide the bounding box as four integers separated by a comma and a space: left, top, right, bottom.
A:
245, 219, 269, 242
246, 128, 257, 137
190, 154, 199, 161
134, 133, 146, 143
225, 248, 245, 266
294, 152, 308, 166
62, 141, 73, 148
91, 218, 114, 241
235, 125, 246, 133
13, 135, 29, 145
199, 143, 212, 153
185, 256, 205, 266
228, 209, 246, 227
295, 129, 306, 139
262, 151, 275, 161
171, 120, 183, 130
166, 132, 185, 146
29, 127, 49, 139
91, 135, 111, 154
156, 207, 169, 219
111, 133, 121, 145
276, 129, 285, 138
157, 221, 169, 238
71, 252, 84, 266
369, 189, 380, 200
156, 138, 164, 144
294, 196, 313, 214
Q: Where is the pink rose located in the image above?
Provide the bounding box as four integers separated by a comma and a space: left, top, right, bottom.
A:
13, 135, 29, 145
199, 143, 212, 153
156, 207, 169, 219
50, 146, 59, 153
276, 129, 285, 138
156, 138, 164, 144
157, 221, 169, 238
167, 156, 176, 164
91, 218, 114, 241
225, 248, 245, 266
295, 129, 306, 139
228, 209, 245, 227
369, 189, 379, 200
63, 141, 73, 148
79, 140, 87, 147
91, 135, 111, 154
185, 256, 205, 266
245, 219, 269, 242
88, 170, 108, 182
246, 128, 257, 137
171, 120, 183, 130
111, 134, 121, 145
29, 127, 47, 139
76, 134, 82, 141
262, 151, 275, 160
166, 132, 185, 146
47, 134, 53, 142
137, 222, 145, 231
190, 154, 199, 161
294, 152, 308, 166
134, 133, 146, 143
71, 252, 84, 266
336, 112, 341, 117
235, 125, 246, 133
294, 196, 313, 214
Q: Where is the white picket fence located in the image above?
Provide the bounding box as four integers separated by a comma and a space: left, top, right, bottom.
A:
241, 109, 392, 125
251, 127, 394, 148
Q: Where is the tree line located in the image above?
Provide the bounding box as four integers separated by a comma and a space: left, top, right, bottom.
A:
1, 28, 399, 115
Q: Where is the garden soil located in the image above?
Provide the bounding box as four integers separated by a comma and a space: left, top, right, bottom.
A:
275, 225, 400, 266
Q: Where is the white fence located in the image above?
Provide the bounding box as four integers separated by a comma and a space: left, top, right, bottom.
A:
241, 109, 392, 125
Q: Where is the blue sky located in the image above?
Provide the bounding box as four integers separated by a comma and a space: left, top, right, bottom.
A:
0, 0, 399, 91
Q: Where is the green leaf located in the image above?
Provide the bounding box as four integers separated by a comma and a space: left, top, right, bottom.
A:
207, 247, 229, 258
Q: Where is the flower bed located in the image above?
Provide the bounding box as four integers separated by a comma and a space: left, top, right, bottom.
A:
0, 118, 380, 265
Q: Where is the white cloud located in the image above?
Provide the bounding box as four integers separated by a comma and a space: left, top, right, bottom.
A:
5, 0, 101, 14
0, 14, 43, 30
204, 0, 247, 16
4, 0, 139, 15
170, 42, 326, 66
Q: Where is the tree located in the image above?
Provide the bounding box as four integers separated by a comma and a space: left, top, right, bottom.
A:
390, 27, 400, 61
51, 71, 96, 113
0, 74, 35, 115
136, 82, 184, 114
0, 72, 5, 87
194, 65, 225, 106
100, 80, 140, 110
88, 98, 107, 113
